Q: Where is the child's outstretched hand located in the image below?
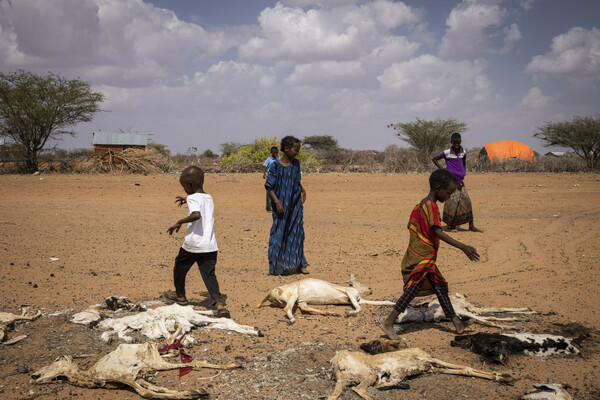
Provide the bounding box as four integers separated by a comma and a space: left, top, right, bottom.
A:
167, 222, 182, 235
174, 196, 187, 207
462, 245, 480, 261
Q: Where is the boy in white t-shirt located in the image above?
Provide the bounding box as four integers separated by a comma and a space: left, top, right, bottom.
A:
163, 166, 230, 318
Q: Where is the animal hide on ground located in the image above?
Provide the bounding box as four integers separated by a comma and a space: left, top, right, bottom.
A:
451, 332, 586, 364
97, 304, 263, 342
522, 383, 572, 400
72, 298, 263, 341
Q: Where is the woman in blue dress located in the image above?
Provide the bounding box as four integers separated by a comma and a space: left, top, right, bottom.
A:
265, 136, 308, 275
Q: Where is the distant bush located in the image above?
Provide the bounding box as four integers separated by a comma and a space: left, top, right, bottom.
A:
221, 136, 320, 172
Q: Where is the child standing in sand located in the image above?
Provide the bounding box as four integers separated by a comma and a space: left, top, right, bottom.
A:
262, 146, 279, 212
265, 136, 308, 275
381, 169, 479, 340
432, 132, 482, 232
163, 166, 230, 318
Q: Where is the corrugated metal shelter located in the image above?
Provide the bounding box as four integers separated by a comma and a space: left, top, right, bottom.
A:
92, 132, 148, 155
478, 140, 535, 164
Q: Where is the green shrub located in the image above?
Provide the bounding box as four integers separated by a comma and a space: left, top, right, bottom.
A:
221, 136, 320, 172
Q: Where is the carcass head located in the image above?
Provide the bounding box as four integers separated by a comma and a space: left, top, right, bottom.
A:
31, 356, 79, 383
349, 274, 372, 297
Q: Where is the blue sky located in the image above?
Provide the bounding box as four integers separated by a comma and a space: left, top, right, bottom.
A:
1, 0, 598, 154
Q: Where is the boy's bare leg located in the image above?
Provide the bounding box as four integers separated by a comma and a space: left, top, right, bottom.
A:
451, 316, 466, 334
380, 309, 401, 340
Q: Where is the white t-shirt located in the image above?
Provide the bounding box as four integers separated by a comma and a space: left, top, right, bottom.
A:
182, 193, 218, 253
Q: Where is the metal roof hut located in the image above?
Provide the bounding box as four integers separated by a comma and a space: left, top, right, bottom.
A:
478, 140, 535, 164
92, 132, 149, 155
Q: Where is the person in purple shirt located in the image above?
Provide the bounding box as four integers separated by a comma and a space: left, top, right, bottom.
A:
432, 133, 483, 232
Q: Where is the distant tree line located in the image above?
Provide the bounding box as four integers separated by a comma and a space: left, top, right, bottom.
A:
2, 70, 598, 174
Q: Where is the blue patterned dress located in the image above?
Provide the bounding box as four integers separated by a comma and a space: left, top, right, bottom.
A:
265, 159, 307, 275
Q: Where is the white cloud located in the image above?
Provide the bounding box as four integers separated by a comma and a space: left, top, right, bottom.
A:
286, 61, 365, 87
519, 87, 552, 109
281, 0, 363, 7
439, 0, 522, 60
377, 55, 492, 112
517, 0, 536, 11
239, 1, 422, 62
525, 27, 600, 77
0, 0, 243, 86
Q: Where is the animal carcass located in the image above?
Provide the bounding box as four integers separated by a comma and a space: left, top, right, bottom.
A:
393, 293, 535, 329
71, 296, 148, 325
0, 308, 41, 344
97, 304, 263, 342
256, 275, 372, 323
451, 332, 585, 364
32, 342, 239, 399
522, 383, 572, 400
328, 347, 513, 400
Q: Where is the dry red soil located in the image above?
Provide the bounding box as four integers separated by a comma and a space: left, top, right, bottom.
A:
0, 172, 599, 399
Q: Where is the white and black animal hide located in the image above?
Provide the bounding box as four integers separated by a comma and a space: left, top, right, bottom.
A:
451, 332, 586, 364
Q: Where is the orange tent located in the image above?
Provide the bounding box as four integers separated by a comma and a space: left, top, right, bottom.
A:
478, 140, 535, 164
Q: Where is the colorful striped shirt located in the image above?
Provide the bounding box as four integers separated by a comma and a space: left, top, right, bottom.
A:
401, 200, 447, 296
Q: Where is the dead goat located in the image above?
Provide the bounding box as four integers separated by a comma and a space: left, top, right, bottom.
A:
32, 342, 239, 399
328, 347, 513, 400
256, 275, 372, 323
451, 332, 586, 364
71, 296, 147, 326
97, 303, 263, 342
0, 308, 41, 344
392, 293, 536, 330
522, 383, 573, 400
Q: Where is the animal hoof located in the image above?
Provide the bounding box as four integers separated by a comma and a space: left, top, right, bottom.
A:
499, 373, 515, 385
189, 388, 209, 397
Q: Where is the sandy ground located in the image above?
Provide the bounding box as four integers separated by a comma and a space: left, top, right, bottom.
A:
0, 172, 599, 400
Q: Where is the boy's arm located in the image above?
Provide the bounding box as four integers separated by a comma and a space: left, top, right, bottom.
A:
300, 184, 306, 204
432, 226, 479, 261
432, 156, 444, 170
167, 211, 201, 235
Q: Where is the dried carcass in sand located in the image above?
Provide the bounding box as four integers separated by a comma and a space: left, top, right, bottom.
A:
0, 308, 41, 344
328, 347, 513, 400
32, 341, 239, 399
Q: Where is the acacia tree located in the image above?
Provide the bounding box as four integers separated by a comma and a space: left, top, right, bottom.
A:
535, 115, 600, 169
387, 117, 467, 161
0, 70, 105, 172
303, 135, 339, 150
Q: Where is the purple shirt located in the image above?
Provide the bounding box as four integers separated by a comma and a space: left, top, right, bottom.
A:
435, 147, 466, 183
